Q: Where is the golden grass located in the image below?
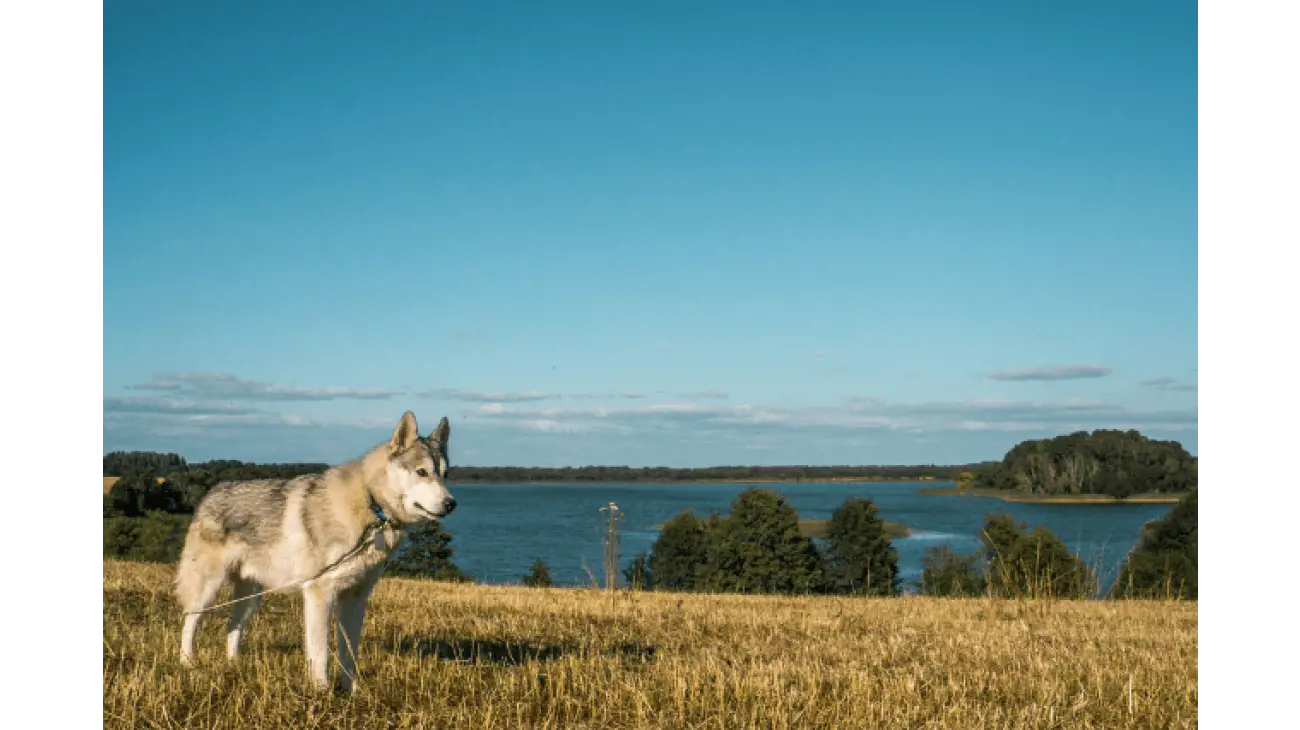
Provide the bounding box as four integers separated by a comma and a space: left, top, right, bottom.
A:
104, 560, 1196, 729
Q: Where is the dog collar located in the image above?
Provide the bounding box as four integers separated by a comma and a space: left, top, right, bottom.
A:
368, 496, 402, 528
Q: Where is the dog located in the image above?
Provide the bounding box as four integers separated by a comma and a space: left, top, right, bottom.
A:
174, 410, 456, 692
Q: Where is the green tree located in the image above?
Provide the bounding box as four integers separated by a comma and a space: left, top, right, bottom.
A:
623, 551, 652, 590
710, 488, 826, 595
103, 512, 190, 563
386, 522, 470, 582
522, 558, 554, 588
169, 468, 219, 512
648, 510, 713, 591
105, 470, 185, 517
696, 510, 730, 592
920, 545, 985, 597
976, 429, 1196, 498
822, 497, 900, 595
980, 514, 1096, 599
1111, 491, 1197, 599
104, 471, 146, 517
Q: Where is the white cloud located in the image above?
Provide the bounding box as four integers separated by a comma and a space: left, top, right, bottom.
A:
1141, 376, 1198, 392
678, 390, 729, 401
104, 396, 263, 416
420, 388, 559, 403
987, 365, 1114, 381
104, 371, 1198, 465
128, 372, 402, 401
466, 397, 1197, 438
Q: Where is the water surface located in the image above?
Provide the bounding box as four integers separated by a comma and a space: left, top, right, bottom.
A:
436, 481, 1174, 591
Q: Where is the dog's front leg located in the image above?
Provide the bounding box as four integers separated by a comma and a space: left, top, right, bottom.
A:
335, 582, 374, 694
302, 583, 336, 691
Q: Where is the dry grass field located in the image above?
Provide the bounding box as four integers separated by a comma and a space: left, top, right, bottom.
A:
103, 559, 1197, 729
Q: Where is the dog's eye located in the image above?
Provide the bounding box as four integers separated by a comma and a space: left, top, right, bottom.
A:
415, 468, 429, 478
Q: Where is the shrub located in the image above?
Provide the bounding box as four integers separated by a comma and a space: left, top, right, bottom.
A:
386, 521, 471, 582
980, 514, 1097, 599
522, 559, 554, 588
103, 512, 190, 563
920, 545, 985, 597
1111, 491, 1197, 599
623, 551, 652, 590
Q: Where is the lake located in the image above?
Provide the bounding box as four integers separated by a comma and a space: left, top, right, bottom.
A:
434, 481, 1175, 591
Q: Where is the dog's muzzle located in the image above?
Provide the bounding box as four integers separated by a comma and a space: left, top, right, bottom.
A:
413, 497, 456, 518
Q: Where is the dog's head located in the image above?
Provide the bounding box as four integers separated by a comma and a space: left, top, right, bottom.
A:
384, 411, 456, 524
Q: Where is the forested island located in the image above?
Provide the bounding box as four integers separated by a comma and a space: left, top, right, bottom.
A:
935, 429, 1196, 500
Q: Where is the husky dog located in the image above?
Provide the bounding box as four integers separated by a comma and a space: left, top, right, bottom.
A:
174, 411, 456, 692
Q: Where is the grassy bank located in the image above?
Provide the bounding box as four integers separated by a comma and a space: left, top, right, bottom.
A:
915, 487, 1188, 504
103, 560, 1197, 728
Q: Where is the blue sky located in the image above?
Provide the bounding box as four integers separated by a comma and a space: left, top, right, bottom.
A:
104, 0, 1196, 466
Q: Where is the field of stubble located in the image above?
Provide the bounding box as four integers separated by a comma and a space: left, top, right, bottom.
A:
103, 560, 1197, 729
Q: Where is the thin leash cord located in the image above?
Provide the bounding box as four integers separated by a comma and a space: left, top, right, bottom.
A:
182, 518, 391, 616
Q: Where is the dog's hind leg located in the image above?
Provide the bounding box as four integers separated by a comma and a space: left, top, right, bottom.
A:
225, 579, 262, 660
335, 581, 376, 694
302, 583, 336, 691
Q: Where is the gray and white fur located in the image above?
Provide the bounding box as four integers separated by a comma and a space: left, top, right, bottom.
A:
173, 410, 456, 692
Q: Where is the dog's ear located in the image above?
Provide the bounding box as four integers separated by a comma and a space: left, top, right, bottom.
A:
390, 411, 420, 453
429, 416, 451, 447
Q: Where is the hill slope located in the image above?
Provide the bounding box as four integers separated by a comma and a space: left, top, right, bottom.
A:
103, 560, 1197, 729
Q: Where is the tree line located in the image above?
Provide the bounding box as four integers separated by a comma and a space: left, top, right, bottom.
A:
104, 450, 973, 485
445, 464, 972, 483
972, 429, 1196, 498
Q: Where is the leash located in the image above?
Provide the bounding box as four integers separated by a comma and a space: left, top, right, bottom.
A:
182, 500, 398, 617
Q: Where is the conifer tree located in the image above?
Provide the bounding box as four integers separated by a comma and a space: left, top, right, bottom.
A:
386, 521, 470, 582
823, 497, 900, 595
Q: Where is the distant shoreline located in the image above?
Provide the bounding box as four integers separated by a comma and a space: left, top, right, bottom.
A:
914, 487, 1186, 504
103, 476, 952, 493
449, 477, 950, 486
